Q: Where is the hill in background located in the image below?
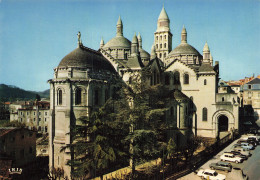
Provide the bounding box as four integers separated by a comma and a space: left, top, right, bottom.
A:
0, 84, 50, 102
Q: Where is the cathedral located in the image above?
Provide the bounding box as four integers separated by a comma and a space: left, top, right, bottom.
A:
48, 6, 239, 179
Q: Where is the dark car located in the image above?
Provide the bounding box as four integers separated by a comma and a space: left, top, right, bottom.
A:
227, 151, 248, 160
248, 137, 260, 145
209, 161, 232, 172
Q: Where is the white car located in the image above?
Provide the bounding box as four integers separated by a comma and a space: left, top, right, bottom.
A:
197, 169, 226, 180
240, 142, 254, 150
220, 153, 243, 163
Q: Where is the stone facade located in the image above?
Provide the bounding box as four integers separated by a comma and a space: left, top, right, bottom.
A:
49, 6, 239, 179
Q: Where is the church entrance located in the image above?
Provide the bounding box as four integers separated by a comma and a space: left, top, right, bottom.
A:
218, 115, 228, 132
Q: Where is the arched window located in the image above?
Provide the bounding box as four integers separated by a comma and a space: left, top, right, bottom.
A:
160, 36, 162, 40
204, 79, 207, 85
160, 53, 162, 58
184, 73, 189, 84
75, 88, 82, 105
164, 35, 167, 39
164, 53, 166, 58
202, 108, 207, 121
222, 97, 225, 102
164, 43, 166, 48
165, 74, 170, 85
160, 44, 162, 48
173, 71, 180, 85
58, 89, 62, 105
156, 44, 158, 49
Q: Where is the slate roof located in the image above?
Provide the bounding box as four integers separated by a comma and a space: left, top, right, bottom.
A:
199, 63, 214, 72
169, 43, 202, 56
172, 89, 189, 100
126, 55, 144, 69
103, 36, 131, 49
246, 78, 260, 84
58, 45, 116, 72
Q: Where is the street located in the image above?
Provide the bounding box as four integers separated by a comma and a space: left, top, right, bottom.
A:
177, 135, 260, 180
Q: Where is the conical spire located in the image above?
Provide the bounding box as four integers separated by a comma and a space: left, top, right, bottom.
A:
181, 25, 187, 43
100, 37, 104, 48
203, 42, 210, 52
151, 45, 157, 59
156, 5, 170, 32
203, 42, 210, 61
116, 16, 123, 37
158, 5, 169, 20
132, 32, 138, 43
131, 32, 139, 55
137, 32, 142, 49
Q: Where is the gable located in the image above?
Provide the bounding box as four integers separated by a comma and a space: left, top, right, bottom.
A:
165, 59, 196, 76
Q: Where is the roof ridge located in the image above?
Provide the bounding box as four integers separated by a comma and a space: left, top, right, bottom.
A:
80, 44, 101, 56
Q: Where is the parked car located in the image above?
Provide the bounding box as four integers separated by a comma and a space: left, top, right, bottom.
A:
226, 167, 248, 180
226, 151, 248, 160
197, 169, 226, 180
209, 161, 232, 172
238, 139, 256, 147
240, 142, 254, 150
220, 153, 243, 163
248, 137, 260, 145
233, 147, 252, 156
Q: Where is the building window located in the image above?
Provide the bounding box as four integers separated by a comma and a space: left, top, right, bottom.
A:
39, 118, 41, 121
160, 53, 162, 58
75, 88, 82, 105
204, 79, 207, 85
160, 44, 162, 48
156, 44, 158, 49
20, 118, 23, 122
44, 118, 47, 122
38, 126, 41, 131
39, 112, 41, 115
45, 126, 48, 132
165, 74, 170, 85
58, 89, 63, 105
173, 71, 180, 85
156, 36, 158, 40
164, 53, 166, 58
94, 90, 99, 105
160, 35, 162, 40
164, 35, 166, 39
248, 85, 252, 89
34, 112, 36, 116
222, 97, 225, 102
27, 112, 29, 115
164, 43, 166, 48
20, 112, 23, 115
34, 118, 35, 121
184, 73, 189, 84
45, 112, 47, 116
202, 108, 207, 121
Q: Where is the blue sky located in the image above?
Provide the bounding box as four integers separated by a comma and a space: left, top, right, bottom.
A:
0, 0, 259, 91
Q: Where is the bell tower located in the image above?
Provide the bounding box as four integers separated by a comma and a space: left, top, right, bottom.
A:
154, 5, 172, 62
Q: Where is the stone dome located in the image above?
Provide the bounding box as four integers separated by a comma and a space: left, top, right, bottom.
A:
139, 48, 150, 59
103, 36, 131, 49
58, 46, 115, 72
169, 43, 202, 56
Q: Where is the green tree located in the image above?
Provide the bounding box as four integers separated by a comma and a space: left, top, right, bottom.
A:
167, 138, 177, 165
